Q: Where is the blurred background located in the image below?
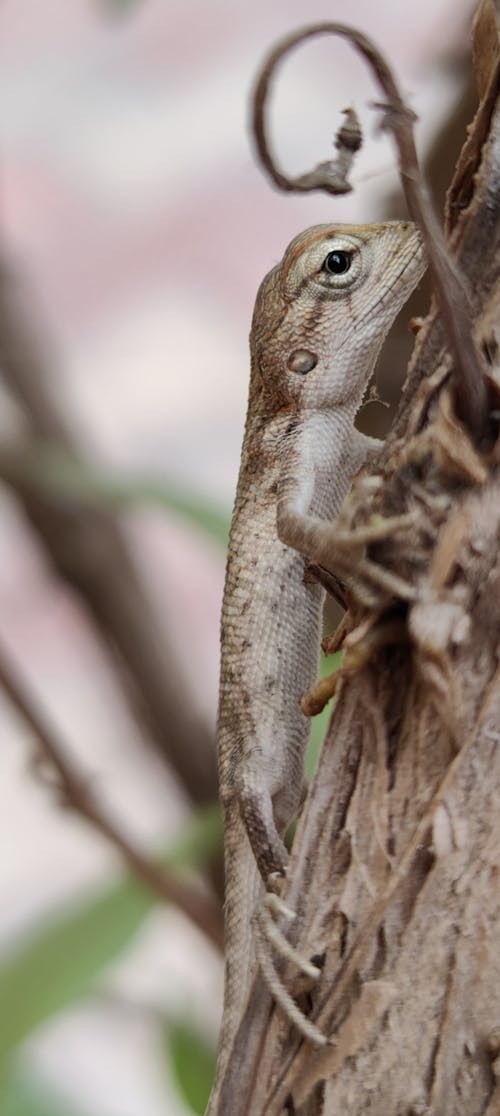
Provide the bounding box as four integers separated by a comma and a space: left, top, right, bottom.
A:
0, 1, 476, 1113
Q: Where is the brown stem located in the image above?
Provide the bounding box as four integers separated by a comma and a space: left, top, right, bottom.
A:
0, 638, 223, 951
252, 22, 488, 439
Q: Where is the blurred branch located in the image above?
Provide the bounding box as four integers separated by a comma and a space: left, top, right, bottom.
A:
0, 441, 229, 547
99, 0, 143, 15
0, 637, 223, 951
0, 262, 218, 809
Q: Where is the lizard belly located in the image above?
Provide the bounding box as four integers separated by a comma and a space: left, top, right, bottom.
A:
218, 519, 323, 817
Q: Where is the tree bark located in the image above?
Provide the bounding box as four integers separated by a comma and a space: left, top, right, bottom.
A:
223, 2, 500, 1112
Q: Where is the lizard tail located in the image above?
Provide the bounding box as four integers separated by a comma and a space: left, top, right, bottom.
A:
205, 801, 262, 1115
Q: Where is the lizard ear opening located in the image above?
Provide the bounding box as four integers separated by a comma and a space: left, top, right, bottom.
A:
314, 236, 364, 291
287, 349, 318, 374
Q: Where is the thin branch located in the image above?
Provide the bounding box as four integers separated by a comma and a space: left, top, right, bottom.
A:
0, 637, 223, 952
252, 22, 489, 439
0, 440, 229, 546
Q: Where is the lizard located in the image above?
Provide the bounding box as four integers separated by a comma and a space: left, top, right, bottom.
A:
207, 220, 426, 1113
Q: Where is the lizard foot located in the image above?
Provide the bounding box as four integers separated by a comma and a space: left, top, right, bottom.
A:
258, 893, 321, 981
303, 613, 410, 715
252, 897, 328, 1047
333, 509, 418, 549
357, 557, 416, 601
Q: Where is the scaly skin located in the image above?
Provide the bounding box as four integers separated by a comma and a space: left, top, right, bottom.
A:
207, 221, 426, 1113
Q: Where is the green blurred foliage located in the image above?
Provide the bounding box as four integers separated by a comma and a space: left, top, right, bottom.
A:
305, 650, 343, 778
0, 881, 152, 1061
166, 1018, 216, 1114
14, 445, 230, 547
0, 1067, 87, 1116
99, 0, 142, 16
0, 806, 222, 1065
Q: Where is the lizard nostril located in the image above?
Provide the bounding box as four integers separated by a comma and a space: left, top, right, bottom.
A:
287, 349, 317, 374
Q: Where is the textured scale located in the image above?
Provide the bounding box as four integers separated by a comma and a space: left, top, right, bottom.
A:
207, 221, 427, 1114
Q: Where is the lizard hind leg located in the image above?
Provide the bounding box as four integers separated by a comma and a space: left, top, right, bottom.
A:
238, 783, 290, 883
239, 784, 328, 1046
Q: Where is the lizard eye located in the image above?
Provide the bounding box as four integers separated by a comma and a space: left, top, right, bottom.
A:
322, 250, 352, 275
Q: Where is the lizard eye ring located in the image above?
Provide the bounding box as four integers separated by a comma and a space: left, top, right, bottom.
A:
315, 239, 363, 290
322, 250, 352, 275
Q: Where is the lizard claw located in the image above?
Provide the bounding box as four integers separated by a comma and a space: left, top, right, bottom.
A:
267, 868, 287, 896
264, 890, 296, 922
252, 889, 327, 1049
254, 899, 320, 981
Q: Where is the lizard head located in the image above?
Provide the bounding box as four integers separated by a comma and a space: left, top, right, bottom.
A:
251, 221, 426, 413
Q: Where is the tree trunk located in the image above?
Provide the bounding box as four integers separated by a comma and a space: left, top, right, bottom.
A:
222, 2, 500, 1112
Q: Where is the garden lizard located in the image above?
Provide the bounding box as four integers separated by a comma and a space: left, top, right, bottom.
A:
207, 221, 426, 1112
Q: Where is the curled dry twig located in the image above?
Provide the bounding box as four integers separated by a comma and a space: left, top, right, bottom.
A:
0, 638, 224, 951
252, 22, 489, 439
254, 102, 363, 196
